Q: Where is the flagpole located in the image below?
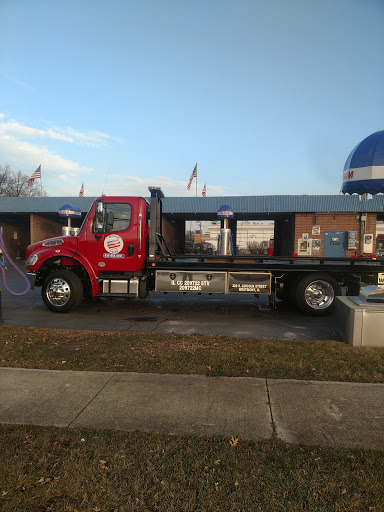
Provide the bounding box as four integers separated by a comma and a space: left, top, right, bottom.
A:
40, 167, 43, 196
196, 163, 197, 198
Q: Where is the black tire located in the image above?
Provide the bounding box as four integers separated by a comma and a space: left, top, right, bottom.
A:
295, 273, 341, 316
42, 270, 83, 313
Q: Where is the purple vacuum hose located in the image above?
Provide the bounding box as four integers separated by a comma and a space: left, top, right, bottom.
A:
0, 231, 31, 296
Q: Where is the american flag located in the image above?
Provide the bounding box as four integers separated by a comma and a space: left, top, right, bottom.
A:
79, 183, 84, 197
202, 183, 206, 197
27, 165, 41, 187
106, 239, 121, 249
187, 163, 197, 190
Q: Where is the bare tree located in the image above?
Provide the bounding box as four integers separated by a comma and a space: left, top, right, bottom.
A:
0, 164, 12, 194
0, 164, 46, 196
246, 240, 268, 255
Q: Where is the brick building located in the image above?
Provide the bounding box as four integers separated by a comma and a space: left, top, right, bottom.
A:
0, 197, 94, 260
160, 194, 384, 258
1, 194, 384, 260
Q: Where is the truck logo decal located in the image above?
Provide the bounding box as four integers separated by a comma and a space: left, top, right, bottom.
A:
104, 234, 124, 254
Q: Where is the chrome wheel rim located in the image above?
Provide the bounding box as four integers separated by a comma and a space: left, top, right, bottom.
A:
304, 280, 334, 310
46, 277, 71, 307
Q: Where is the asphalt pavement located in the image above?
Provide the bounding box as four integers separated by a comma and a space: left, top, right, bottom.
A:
1, 263, 340, 341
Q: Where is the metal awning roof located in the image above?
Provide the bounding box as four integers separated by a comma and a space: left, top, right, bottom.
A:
163, 195, 384, 214
0, 196, 96, 214
0, 194, 383, 216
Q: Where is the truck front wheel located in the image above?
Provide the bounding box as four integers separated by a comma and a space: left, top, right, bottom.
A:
295, 274, 341, 316
42, 270, 83, 313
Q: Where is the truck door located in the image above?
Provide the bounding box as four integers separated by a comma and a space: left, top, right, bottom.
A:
85, 198, 145, 273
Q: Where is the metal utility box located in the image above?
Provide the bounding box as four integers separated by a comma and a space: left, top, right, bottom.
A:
102, 277, 139, 295
156, 271, 227, 293
227, 272, 271, 294
335, 286, 384, 347
297, 238, 312, 256
363, 234, 374, 253
324, 231, 347, 257
155, 271, 272, 294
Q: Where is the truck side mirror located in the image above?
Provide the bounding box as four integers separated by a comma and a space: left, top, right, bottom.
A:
94, 201, 105, 234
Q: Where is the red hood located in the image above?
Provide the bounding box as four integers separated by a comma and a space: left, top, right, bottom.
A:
26, 235, 78, 259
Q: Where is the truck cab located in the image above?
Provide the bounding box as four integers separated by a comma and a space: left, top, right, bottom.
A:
26, 196, 149, 312
78, 196, 148, 274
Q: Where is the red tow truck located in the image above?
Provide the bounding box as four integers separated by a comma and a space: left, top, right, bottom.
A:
26, 188, 384, 315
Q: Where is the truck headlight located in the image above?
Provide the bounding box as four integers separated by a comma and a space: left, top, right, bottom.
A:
26, 254, 38, 266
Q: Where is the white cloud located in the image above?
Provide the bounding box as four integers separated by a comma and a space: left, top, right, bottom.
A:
0, 112, 229, 198
1, 121, 49, 140
0, 133, 92, 178
0, 113, 121, 147
97, 174, 229, 198
45, 129, 74, 143
63, 127, 121, 147
0, 112, 122, 195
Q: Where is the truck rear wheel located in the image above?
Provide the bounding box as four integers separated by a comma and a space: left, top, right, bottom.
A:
295, 273, 341, 316
42, 270, 83, 313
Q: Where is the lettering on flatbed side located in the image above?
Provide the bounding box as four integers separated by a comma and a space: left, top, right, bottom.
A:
156, 271, 227, 293
176, 280, 210, 291
176, 280, 210, 286
228, 272, 271, 294
231, 283, 268, 292
155, 271, 272, 294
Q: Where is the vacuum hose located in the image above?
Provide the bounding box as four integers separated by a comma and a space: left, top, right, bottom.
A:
0, 231, 31, 296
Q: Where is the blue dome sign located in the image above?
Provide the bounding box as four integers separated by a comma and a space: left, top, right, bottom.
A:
342, 130, 384, 194
217, 204, 234, 219
59, 204, 82, 218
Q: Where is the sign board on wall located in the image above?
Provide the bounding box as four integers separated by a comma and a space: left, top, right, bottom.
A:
312, 239, 321, 255
348, 231, 357, 249
312, 225, 320, 236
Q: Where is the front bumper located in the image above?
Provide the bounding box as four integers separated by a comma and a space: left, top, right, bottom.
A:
27, 272, 37, 289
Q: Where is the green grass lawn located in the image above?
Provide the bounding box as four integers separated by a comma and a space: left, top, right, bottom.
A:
1, 424, 384, 512
1, 325, 383, 382
2, 325, 384, 511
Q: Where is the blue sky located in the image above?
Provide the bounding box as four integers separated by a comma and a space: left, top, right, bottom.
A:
0, 0, 383, 198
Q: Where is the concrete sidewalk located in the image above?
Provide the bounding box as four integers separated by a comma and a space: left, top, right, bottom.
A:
1, 367, 383, 451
